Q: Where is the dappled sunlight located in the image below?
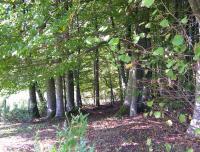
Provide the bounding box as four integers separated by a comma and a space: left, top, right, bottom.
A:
0, 121, 59, 152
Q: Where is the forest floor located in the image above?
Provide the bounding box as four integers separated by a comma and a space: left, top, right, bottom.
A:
1, 103, 200, 152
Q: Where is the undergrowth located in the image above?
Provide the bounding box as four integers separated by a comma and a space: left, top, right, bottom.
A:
0, 101, 30, 122
53, 112, 94, 152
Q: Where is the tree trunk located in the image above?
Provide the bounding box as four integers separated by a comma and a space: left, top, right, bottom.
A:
46, 78, 56, 118
65, 70, 75, 112
188, 61, 200, 135
63, 78, 67, 111
94, 48, 100, 107
55, 76, 65, 118
75, 70, 82, 108
118, 68, 124, 104
124, 66, 137, 116
187, 0, 200, 136
109, 72, 115, 105
36, 84, 46, 104
29, 83, 40, 119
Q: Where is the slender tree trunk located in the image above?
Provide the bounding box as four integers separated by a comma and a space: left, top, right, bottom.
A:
74, 48, 82, 108
118, 68, 124, 104
65, 70, 75, 112
94, 48, 100, 107
109, 72, 115, 105
187, 0, 200, 136
55, 76, 65, 118
29, 83, 40, 119
110, 13, 125, 104
75, 70, 82, 107
36, 84, 47, 116
63, 77, 67, 111
36, 85, 46, 103
120, 61, 128, 88
46, 78, 56, 118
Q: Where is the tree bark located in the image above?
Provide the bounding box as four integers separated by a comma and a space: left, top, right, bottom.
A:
65, 70, 75, 112
109, 72, 115, 105
36, 85, 46, 103
55, 76, 65, 118
46, 78, 56, 118
188, 61, 200, 135
29, 83, 40, 119
187, 0, 200, 136
124, 66, 137, 116
94, 48, 100, 107
75, 70, 82, 107
118, 67, 124, 104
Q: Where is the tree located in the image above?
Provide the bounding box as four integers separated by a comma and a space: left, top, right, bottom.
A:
55, 76, 65, 118
28, 83, 40, 119
46, 78, 56, 119
65, 71, 75, 112
187, 0, 200, 136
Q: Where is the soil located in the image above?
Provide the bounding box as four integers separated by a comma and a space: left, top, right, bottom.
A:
1, 103, 200, 152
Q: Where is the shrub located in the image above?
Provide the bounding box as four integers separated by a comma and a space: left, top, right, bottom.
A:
54, 112, 94, 152
0, 101, 30, 122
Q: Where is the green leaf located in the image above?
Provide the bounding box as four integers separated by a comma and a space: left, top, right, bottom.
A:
141, 0, 155, 8
165, 143, 172, 152
195, 43, 200, 52
194, 128, 200, 135
186, 148, 194, 152
85, 37, 100, 45
152, 9, 158, 16
178, 114, 186, 123
109, 38, 119, 46
128, 0, 133, 4
153, 47, 164, 56
181, 16, 188, 24
160, 19, 169, 28
133, 35, 140, 44
154, 111, 161, 119
165, 69, 176, 80
145, 23, 151, 28
194, 43, 200, 60
99, 26, 108, 32
159, 102, 165, 108
177, 62, 187, 74
166, 59, 176, 68
172, 35, 184, 46
147, 100, 153, 107
118, 54, 131, 63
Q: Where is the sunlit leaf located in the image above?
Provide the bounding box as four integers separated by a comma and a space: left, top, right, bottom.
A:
166, 69, 176, 80
181, 16, 188, 24
172, 35, 184, 46
165, 143, 172, 152
178, 114, 186, 123
154, 111, 161, 119
153, 47, 164, 56
160, 19, 169, 28
195, 128, 200, 135
133, 35, 140, 44
186, 148, 194, 152
141, 0, 155, 8
109, 38, 119, 46
118, 54, 131, 63
147, 100, 153, 107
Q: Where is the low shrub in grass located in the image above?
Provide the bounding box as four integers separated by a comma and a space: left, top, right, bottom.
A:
0, 102, 30, 122
52, 112, 94, 152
